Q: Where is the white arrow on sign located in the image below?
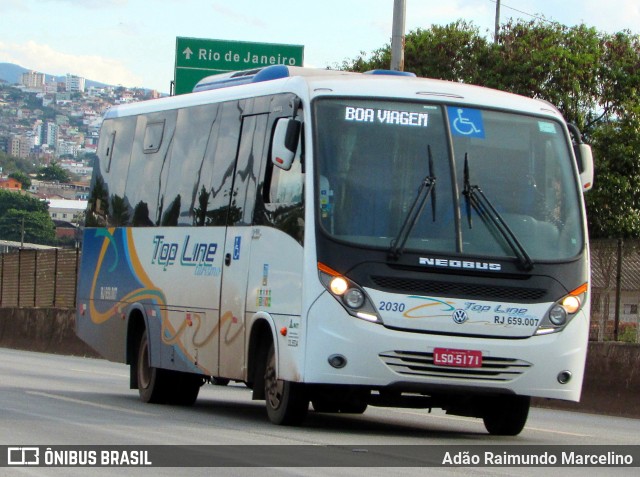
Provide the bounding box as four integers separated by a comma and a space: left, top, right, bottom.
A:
183, 47, 193, 60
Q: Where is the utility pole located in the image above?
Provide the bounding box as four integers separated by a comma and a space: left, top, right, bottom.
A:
391, 0, 406, 71
494, 0, 501, 43
614, 239, 623, 341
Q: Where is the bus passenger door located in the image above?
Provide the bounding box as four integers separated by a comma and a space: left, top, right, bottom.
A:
219, 113, 269, 380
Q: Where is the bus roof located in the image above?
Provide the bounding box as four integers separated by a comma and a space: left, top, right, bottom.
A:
103, 66, 562, 121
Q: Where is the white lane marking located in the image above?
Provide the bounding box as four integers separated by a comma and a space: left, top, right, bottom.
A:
68, 367, 128, 378
521, 426, 591, 437
27, 391, 156, 416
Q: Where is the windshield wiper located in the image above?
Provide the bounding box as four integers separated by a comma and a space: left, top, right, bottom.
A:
463, 154, 534, 271
388, 146, 437, 260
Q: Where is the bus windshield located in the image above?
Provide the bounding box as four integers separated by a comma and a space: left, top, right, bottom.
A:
314, 98, 583, 262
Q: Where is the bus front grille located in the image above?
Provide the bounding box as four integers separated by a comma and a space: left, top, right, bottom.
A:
379, 350, 532, 382
370, 275, 546, 301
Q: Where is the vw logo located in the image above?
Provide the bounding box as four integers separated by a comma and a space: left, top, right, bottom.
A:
452, 309, 469, 324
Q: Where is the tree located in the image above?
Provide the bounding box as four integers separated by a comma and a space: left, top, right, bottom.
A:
0, 189, 49, 215
8, 171, 31, 190
0, 189, 56, 245
586, 107, 640, 238
37, 162, 71, 183
0, 209, 56, 245
341, 20, 489, 83
0, 151, 36, 175
487, 20, 603, 133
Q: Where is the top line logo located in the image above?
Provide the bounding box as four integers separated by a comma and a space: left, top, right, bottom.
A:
151, 235, 218, 270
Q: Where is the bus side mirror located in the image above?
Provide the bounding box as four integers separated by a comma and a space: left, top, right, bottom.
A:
575, 143, 594, 192
271, 118, 301, 171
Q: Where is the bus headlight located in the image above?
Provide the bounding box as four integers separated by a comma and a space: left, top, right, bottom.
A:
536, 283, 587, 335
344, 288, 365, 309
330, 277, 348, 295
318, 262, 382, 323
548, 305, 567, 326
561, 295, 581, 314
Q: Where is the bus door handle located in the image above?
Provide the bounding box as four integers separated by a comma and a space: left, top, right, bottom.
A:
225, 253, 232, 266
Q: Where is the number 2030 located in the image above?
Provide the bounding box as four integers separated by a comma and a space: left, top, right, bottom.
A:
378, 301, 405, 312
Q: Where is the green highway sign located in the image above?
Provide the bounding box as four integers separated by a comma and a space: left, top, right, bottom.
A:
174, 37, 304, 95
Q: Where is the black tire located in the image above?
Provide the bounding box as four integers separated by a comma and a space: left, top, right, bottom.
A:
137, 330, 170, 404
264, 343, 308, 425
311, 398, 341, 413
339, 400, 368, 414
211, 377, 230, 386
483, 395, 530, 436
137, 329, 201, 406
312, 397, 367, 414
167, 371, 202, 406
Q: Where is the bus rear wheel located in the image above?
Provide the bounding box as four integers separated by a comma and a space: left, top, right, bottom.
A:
136, 330, 201, 405
482, 395, 530, 436
168, 371, 202, 406
137, 330, 170, 404
264, 343, 308, 425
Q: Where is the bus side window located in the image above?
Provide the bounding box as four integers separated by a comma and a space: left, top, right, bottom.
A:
268, 157, 304, 205
255, 132, 304, 244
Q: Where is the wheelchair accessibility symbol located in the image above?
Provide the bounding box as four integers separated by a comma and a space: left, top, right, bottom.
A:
448, 106, 485, 138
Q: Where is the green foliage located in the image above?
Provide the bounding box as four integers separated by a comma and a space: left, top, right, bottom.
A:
0, 151, 36, 175
342, 20, 489, 83
586, 107, 640, 238
596, 31, 640, 122
0, 189, 56, 245
0, 189, 48, 215
617, 322, 638, 343
0, 208, 56, 245
487, 20, 602, 132
8, 171, 31, 189
37, 162, 71, 183
405, 22, 490, 83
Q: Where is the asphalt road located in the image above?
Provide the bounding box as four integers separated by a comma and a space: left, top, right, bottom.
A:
1, 347, 638, 476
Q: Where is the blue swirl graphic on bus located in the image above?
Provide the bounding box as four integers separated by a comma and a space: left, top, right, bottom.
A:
94, 228, 118, 273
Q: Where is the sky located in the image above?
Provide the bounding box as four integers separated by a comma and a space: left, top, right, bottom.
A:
0, 0, 639, 94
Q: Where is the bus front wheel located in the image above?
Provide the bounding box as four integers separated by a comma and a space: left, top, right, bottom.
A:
264, 343, 308, 425
482, 395, 530, 436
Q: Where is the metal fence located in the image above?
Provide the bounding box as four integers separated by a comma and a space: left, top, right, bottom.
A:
0, 241, 638, 342
590, 239, 640, 343
0, 248, 79, 309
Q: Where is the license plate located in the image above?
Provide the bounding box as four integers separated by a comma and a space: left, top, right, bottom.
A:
433, 348, 482, 368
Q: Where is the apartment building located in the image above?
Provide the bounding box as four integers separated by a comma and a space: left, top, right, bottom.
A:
65, 74, 85, 93
9, 135, 31, 159
21, 71, 46, 90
